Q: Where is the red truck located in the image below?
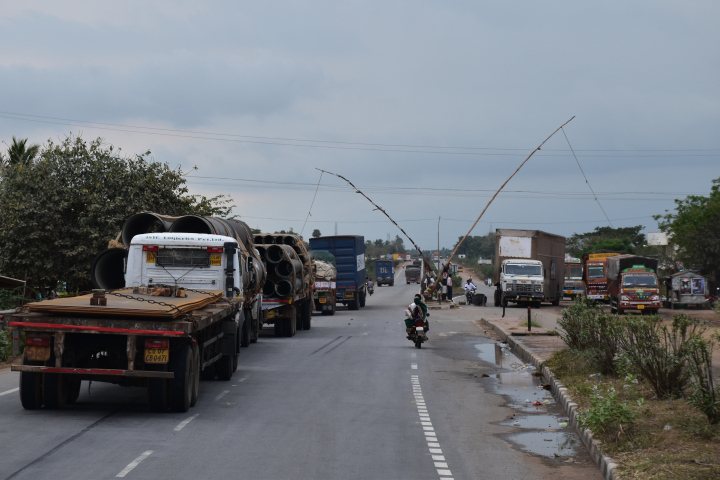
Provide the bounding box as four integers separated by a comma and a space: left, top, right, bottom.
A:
582, 251, 624, 302
607, 255, 662, 315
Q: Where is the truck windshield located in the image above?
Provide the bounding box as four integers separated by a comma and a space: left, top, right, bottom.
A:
623, 274, 657, 287
156, 248, 210, 267
505, 264, 542, 276
567, 267, 582, 279
587, 266, 604, 278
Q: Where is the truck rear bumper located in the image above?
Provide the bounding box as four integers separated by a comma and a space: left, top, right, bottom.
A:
11, 365, 174, 378
587, 294, 609, 300
504, 293, 544, 302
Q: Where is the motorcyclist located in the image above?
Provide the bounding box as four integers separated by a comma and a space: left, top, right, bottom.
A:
464, 278, 476, 292
405, 294, 429, 338
367, 278, 374, 293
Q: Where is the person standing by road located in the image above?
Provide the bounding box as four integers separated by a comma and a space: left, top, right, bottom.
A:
446, 275, 453, 301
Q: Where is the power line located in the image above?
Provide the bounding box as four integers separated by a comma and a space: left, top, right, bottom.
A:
1, 111, 719, 157
238, 214, 655, 225
562, 127, 613, 227
300, 170, 323, 236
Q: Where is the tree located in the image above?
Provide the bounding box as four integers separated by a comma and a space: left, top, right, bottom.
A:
655, 177, 720, 280
0, 135, 233, 292
312, 229, 322, 238
6, 136, 40, 168
566, 225, 645, 257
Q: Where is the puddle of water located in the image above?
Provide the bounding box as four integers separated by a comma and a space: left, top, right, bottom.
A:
504, 430, 579, 457
500, 414, 563, 430
475, 342, 516, 368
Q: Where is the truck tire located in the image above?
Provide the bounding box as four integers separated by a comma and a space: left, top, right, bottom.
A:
190, 344, 200, 407
43, 373, 68, 409
169, 344, 193, 413
551, 288, 560, 306
349, 296, 360, 311
390, 281, 394, 286
301, 300, 312, 330
359, 291, 366, 308
240, 312, 251, 348
148, 365, 169, 412
284, 309, 297, 337
274, 320, 283, 337
215, 353, 234, 381
295, 306, 303, 332
67, 378, 82, 404
19, 359, 44, 410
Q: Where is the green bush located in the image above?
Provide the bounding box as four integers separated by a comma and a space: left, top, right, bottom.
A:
578, 386, 636, 434
557, 297, 624, 375
685, 332, 720, 424
451, 275, 462, 289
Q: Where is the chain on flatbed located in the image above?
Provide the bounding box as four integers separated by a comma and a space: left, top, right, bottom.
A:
105, 291, 182, 312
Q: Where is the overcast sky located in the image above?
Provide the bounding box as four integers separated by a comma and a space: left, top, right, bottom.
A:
1, 1, 718, 251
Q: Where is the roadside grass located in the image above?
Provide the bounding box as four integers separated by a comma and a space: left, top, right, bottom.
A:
544, 349, 720, 479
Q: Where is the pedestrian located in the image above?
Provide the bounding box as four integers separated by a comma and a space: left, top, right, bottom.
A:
446, 275, 453, 301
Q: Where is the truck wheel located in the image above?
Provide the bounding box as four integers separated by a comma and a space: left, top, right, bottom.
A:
407, 281, 410, 285
240, 313, 251, 348
190, 345, 200, 407
19, 359, 44, 410
148, 365, 169, 412
302, 300, 312, 330
295, 306, 303, 332
274, 320, 283, 337
200, 365, 216, 381
285, 309, 297, 337
390, 281, 394, 286
169, 344, 192, 413
215, 353, 234, 381
67, 378, 82, 404
349, 296, 360, 311
359, 291, 366, 308
43, 373, 68, 409
551, 289, 560, 306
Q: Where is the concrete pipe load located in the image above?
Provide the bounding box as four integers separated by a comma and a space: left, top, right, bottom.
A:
265, 261, 276, 277
121, 212, 180, 247
277, 259, 303, 278
283, 235, 298, 246
263, 234, 275, 245
91, 248, 128, 289
276, 278, 302, 296
266, 244, 298, 264
256, 246, 267, 260
263, 279, 277, 296
254, 235, 263, 244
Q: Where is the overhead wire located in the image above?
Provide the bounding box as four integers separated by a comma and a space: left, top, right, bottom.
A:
300, 170, 323, 237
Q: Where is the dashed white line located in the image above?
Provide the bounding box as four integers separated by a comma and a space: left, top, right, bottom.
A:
215, 390, 229, 401
116, 450, 153, 477
411, 363, 418, 369
412, 375, 453, 479
0, 388, 19, 397
173, 414, 199, 432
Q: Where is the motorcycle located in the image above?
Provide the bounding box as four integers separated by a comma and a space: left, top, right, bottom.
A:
368, 284, 374, 295
409, 318, 428, 349
465, 287, 476, 305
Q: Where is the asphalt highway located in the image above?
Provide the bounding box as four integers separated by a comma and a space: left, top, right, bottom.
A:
0, 270, 601, 480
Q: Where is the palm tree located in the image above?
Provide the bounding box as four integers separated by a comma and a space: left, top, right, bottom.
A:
6, 136, 40, 168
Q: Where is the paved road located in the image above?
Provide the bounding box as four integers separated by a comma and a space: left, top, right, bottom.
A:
0, 270, 601, 480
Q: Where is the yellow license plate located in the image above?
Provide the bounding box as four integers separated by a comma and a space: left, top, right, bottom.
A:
25, 345, 51, 362
210, 254, 221, 266
566, 290, 573, 294
144, 348, 169, 364
637, 305, 645, 310
319, 298, 326, 303
268, 310, 275, 318
345, 292, 354, 298
146, 251, 156, 263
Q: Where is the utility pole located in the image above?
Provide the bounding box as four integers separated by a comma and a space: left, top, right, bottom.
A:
437, 216, 441, 272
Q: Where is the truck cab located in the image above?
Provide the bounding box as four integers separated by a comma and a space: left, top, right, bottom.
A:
607, 255, 662, 315
498, 259, 544, 307
563, 261, 584, 299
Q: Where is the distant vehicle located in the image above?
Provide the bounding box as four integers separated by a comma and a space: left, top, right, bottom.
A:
458, 266, 464, 272
310, 236, 367, 310
405, 266, 421, 284
607, 255, 661, 315
405, 254, 412, 261
582, 251, 624, 302
564, 261, 584, 299
375, 260, 395, 286
493, 229, 565, 307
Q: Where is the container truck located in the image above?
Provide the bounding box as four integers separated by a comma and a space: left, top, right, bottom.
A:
5, 232, 254, 412
582, 251, 624, 302
375, 260, 395, 286
564, 259, 584, 299
405, 266, 421, 284
492, 229, 565, 307
313, 259, 337, 315
309, 236, 367, 310
607, 255, 661, 315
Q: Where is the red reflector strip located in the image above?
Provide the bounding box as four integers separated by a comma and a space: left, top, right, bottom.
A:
145, 339, 169, 348
207, 247, 223, 253
26, 336, 50, 346
142, 245, 159, 252
8, 322, 185, 336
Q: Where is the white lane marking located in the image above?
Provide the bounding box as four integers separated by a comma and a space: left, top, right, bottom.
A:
438, 470, 452, 476
215, 390, 229, 401
411, 353, 417, 358
411, 363, 418, 369
422, 422, 433, 426
116, 450, 153, 477
173, 414, 199, 432
435, 462, 449, 468
429, 448, 443, 453
0, 388, 19, 397
428, 443, 440, 447
433, 455, 446, 461
423, 426, 435, 431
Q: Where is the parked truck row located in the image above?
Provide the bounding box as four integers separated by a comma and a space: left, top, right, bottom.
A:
2, 212, 367, 413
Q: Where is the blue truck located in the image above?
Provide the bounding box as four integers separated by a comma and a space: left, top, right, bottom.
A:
310, 235, 367, 310
375, 260, 395, 286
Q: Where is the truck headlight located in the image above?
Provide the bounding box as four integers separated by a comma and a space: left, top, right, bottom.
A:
651, 295, 660, 301
534, 285, 542, 292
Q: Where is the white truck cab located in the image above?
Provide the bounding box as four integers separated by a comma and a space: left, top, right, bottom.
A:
499, 258, 544, 306
126, 233, 243, 298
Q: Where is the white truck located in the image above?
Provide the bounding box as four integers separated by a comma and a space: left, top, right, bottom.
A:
4, 233, 259, 412
492, 229, 566, 307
